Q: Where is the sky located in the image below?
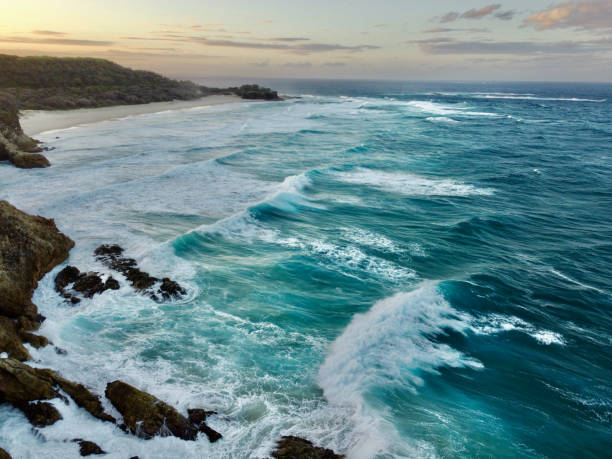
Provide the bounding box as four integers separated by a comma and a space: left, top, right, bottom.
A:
1, 0, 611, 81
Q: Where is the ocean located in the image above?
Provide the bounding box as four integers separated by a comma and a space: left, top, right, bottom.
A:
1, 80, 611, 458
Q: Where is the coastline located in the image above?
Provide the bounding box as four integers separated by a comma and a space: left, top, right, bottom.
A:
20, 95, 242, 136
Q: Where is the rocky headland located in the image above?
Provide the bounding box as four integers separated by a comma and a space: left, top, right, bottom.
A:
0, 200, 341, 457
0, 93, 50, 169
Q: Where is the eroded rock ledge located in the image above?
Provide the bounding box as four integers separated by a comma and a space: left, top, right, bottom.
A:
0, 94, 49, 169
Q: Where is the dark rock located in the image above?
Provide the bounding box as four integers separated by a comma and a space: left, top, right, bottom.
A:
20, 331, 49, 349
94, 244, 123, 258
198, 423, 223, 443
18, 401, 62, 426
0, 200, 74, 319
72, 440, 106, 456
271, 436, 344, 459
0, 316, 31, 361
104, 277, 120, 291
55, 347, 67, 355
187, 408, 216, 425
17, 314, 43, 332
187, 408, 222, 443
124, 269, 157, 291
95, 244, 185, 300
73, 273, 106, 298
0, 447, 12, 459
55, 265, 120, 302
55, 266, 81, 292
0, 358, 58, 403
159, 278, 186, 300
9, 152, 50, 169
55, 377, 116, 423
105, 380, 197, 440
0, 358, 115, 425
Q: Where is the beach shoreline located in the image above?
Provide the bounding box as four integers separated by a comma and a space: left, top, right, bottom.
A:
20, 95, 242, 136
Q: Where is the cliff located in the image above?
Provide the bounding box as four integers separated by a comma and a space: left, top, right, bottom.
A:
0, 93, 50, 168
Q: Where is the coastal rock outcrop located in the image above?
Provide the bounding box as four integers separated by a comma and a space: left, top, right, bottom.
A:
94, 244, 186, 300
187, 408, 222, 443
0, 447, 12, 459
0, 316, 31, 361
55, 265, 119, 303
105, 380, 197, 440
0, 358, 115, 425
72, 439, 106, 456
0, 93, 49, 169
271, 436, 344, 459
0, 200, 74, 320
18, 401, 63, 427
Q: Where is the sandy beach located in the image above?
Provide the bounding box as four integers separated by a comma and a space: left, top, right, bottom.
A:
20, 95, 241, 135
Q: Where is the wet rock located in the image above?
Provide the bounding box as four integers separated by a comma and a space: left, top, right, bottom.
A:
0, 316, 31, 361
55, 377, 116, 423
198, 423, 223, 443
0, 358, 115, 425
94, 244, 185, 300
0, 358, 58, 403
9, 152, 50, 169
187, 408, 222, 442
105, 380, 197, 440
55, 266, 81, 292
72, 440, 106, 456
17, 314, 44, 332
271, 436, 344, 459
104, 276, 120, 291
0, 447, 12, 459
55, 266, 120, 302
159, 278, 186, 300
73, 273, 106, 298
18, 401, 62, 426
20, 331, 49, 349
187, 408, 216, 425
0, 200, 74, 319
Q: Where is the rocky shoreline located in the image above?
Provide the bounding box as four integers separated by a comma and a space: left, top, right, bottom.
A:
0, 94, 50, 169
0, 200, 342, 458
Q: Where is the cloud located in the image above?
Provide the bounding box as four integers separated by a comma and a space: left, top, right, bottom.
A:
282, 62, 312, 68
523, 0, 612, 30
32, 30, 66, 36
462, 4, 501, 19
440, 12, 460, 23
413, 36, 612, 54
495, 10, 517, 20
189, 37, 379, 54
423, 27, 490, 33
251, 60, 269, 67
0, 36, 113, 46
269, 37, 310, 42
323, 61, 347, 67
437, 4, 516, 22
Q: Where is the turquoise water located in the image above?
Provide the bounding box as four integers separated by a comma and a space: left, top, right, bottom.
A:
1, 81, 611, 458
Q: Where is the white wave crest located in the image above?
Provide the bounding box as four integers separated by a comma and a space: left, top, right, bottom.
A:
425, 116, 461, 124
407, 101, 499, 117
470, 313, 566, 346
334, 168, 494, 197
317, 283, 480, 457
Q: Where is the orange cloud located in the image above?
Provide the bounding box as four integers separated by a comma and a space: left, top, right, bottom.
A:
524, 1, 612, 30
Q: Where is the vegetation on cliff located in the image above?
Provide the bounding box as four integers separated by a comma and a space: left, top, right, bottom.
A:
0, 54, 280, 111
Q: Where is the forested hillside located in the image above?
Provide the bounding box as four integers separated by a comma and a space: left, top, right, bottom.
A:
0, 54, 280, 110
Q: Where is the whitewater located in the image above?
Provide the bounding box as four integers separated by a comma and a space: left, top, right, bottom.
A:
1, 80, 611, 458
